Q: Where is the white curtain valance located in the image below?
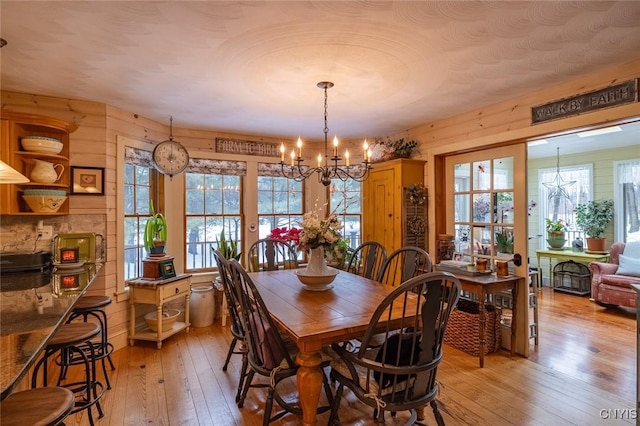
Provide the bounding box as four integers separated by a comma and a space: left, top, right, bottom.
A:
124, 146, 154, 168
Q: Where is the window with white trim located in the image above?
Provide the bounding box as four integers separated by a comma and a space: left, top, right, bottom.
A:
614, 158, 640, 243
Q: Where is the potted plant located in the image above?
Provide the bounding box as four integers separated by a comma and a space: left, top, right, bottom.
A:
495, 230, 514, 255
144, 201, 167, 256
545, 218, 567, 250
574, 199, 614, 252
212, 230, 241, 261
369, 137, 419, 162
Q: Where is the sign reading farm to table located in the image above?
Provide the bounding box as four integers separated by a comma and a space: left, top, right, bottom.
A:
215, 137, 280, 157
531, 79, 638, 124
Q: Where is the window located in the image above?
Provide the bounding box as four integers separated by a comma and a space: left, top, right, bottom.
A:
329, 178, 362, 248
538, 164, 592, 246
257, 175, 303, 238
614, 158, 640, 243
185, 159, 246, 272
123, 147, 160, 281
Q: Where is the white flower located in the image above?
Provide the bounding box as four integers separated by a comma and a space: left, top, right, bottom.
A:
298, 211, 342, 250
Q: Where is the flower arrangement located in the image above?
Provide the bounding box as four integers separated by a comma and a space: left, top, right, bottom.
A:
267, 226, 302, 257
545, 218, 567, 232
298, 211, 342, 251
369, 137, 419, 162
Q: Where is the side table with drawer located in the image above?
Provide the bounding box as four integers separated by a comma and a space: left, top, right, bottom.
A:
127, 274, 192, 349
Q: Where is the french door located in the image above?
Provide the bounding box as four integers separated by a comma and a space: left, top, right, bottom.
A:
444, 145, 528, 275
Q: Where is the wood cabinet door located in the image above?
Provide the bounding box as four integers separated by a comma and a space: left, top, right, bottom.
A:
363, 167, 396, 252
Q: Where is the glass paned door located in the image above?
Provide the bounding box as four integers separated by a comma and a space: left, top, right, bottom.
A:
445, 145, 527, 274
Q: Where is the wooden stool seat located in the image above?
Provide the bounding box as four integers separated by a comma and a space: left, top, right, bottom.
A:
48, 322, 100, 347
1, 387, 74, 426
73, 295, 112, 312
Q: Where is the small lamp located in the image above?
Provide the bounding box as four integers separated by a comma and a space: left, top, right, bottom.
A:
0, 160, 29, 184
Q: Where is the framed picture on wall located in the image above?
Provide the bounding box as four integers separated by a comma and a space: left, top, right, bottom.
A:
70, 166, 104, 195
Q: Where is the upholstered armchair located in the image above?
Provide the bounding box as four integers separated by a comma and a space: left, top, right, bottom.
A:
589, 242, 640, 308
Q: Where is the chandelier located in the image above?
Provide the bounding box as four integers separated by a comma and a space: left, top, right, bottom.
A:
280, 81, 372, 186
542, 147, 575, 221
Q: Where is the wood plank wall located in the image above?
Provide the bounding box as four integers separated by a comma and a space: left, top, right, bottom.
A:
2, 59, 639, 353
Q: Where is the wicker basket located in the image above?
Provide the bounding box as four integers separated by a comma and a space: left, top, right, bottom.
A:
444, 298, 502, 356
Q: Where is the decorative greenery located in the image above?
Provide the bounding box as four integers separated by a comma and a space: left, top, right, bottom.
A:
495, 231, 514, 254
326, 237, 354, 269
212, 230, 241, 261
407, 183, 427, 206
144, 201, 167, 252
574, 199, 614, 238
370, 137, 419, 161
545, 218, 567, 232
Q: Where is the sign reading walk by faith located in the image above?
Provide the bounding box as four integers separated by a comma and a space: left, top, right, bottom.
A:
531, 79, 638, 124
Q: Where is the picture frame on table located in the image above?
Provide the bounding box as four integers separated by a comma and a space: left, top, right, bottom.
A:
453, 252, 463, 261
159, 259, 177, 279
70, 166, 105, 195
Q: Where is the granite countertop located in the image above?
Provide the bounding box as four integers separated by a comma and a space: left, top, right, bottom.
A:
0, 263, 102, 400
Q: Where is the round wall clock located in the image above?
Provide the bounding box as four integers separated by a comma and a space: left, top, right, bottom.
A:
152, 116, 189, 177
152, 140, 189, 177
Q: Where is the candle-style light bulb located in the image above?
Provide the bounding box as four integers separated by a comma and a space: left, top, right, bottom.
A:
279, 143, 285, 162
317, 153, 322, 167
333, 135, 339, 156
363, 139, 369, 161
290, 150, 295, 166
367, 149, 372, 162
345, 149, 350, 166
296, 137, 303, 158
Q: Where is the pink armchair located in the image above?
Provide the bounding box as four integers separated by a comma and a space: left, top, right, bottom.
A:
589, 242, 638, 308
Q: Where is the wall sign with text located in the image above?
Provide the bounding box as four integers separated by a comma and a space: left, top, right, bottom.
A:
531, 79, 638, 124
214, 137, 280, 157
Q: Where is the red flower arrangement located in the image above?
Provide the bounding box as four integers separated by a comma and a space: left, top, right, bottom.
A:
267, 226, 302, 256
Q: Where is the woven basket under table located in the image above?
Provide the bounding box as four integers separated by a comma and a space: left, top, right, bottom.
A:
443, 298, 502, 357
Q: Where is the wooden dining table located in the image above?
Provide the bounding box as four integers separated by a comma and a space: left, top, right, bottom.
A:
248, 269, 405, 426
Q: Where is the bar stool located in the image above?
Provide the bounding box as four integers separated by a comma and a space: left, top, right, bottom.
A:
65, 295, 115, 389
1, 387, 75, 426
32, 322, 105, 426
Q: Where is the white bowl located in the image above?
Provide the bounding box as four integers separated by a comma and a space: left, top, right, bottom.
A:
21, 136, 63, 154
144, 309, 181, 332
295, 268, 339, 287
22, 195, 67, 213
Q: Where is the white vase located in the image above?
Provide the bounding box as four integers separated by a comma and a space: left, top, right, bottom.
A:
305, 246, 331, 276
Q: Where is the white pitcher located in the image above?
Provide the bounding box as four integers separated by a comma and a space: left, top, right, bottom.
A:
30, 159, 64, 183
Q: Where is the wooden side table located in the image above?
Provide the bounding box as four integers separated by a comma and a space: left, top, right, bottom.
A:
127, 274, 192, 349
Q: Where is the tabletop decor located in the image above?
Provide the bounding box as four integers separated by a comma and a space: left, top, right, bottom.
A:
545, 218, 567, 250
295, 210, 342, 288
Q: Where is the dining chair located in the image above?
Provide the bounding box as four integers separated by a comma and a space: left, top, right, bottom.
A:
328, 271, 461, 425
377, 246, 432, 286
247, 238, 299, 272
346, 241, 387, 280
212, 249, 248, 405
227, 259, 334, 425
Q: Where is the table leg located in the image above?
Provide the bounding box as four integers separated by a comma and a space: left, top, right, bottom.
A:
511, 282, 518, 358
296, 350, 323, 426
478, 289, 486, 368
537, 253, 543, 291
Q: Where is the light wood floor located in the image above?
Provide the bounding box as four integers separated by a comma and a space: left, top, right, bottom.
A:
60, 288, 636, 425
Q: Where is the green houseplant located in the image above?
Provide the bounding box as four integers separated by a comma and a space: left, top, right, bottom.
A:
545, 218, 567, 249
495, 230, 514, 254
212, 230, 241, 261
144, 201, 167, 255
574, 199, 614, 251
